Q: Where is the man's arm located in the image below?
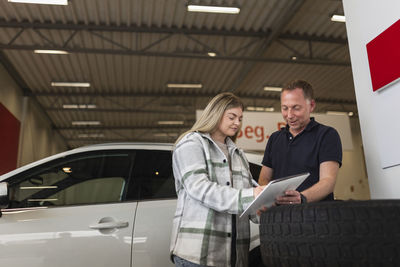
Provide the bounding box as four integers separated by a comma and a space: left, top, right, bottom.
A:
302, 160, 339, 202
276, 161, 340, 204
258, 165, 273, 186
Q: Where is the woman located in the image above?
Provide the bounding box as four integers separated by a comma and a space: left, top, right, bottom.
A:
170, 92, 264, 267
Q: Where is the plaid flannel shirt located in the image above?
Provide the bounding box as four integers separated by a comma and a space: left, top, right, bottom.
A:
170, 132, 256, 267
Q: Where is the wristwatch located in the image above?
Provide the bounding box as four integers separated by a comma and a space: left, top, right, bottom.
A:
300, 193, 308, 204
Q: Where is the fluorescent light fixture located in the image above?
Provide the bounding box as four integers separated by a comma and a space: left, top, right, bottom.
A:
331, 14, 346, 23
153, 133, 178, 137
247, 106, 275, 112
8, 0, 68, 5
263, 86, 282, 92
72, 121, 101, 126
21, 186, 58, 190
187, 5, 240, 14
51, 82, 90, 87
34, 50, 69, 54
326, 111, 348, 116
77, 133, 104, 138
63, 104, 97, 109
28, 198, 58, 202
207, 52, 217, 57
157, 121, 184, 125
167, 83, 202, 89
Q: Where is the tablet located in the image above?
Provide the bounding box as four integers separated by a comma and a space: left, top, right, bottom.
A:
239, 172, 310, 219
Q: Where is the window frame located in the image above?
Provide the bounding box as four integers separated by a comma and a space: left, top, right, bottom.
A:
4, 150, 136, 209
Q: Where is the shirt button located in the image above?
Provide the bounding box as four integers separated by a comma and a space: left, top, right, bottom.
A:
226, 181, 230, 186
223, 159, 226, 163
289, 137, 293, 140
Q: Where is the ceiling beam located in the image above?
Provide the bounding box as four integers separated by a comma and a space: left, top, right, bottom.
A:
46, 107, 195, 115
279, 33, 348, 44
0, 19, 347, 43
66, 138, 177, 146
58, 125, 188, 131
0, 19, 270, 38
35, 91, 356, 105
0, 44, 350, 66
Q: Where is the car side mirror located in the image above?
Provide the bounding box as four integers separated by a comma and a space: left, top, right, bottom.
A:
0, 182, 9, 212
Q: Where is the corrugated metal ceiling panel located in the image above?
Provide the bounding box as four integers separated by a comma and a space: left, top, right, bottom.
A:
0, 0, 356, 147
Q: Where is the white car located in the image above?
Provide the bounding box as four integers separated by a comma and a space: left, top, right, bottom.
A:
0, 143, 263, 267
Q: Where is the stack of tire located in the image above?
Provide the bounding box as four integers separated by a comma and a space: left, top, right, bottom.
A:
259, 200, 400, 266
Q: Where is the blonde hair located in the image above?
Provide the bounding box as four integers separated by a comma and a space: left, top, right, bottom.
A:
175, 92, 244, 145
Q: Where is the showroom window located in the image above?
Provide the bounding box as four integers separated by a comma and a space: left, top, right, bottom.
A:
7, 151, 133, 208
127, 149, 175, 200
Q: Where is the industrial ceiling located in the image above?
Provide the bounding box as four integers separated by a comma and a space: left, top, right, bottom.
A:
0, 0, 354, 148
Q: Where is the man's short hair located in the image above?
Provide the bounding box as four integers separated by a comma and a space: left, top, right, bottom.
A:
282, 80, 314, 100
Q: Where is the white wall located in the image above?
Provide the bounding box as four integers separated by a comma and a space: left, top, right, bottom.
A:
0, 63, 67, 168
343, 0, 400, 199
334, 117, 370, 200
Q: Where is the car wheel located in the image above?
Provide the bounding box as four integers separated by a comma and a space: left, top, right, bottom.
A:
259, 200, 400, 266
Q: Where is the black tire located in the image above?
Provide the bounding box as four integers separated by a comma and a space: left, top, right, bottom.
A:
259, 200, 400, 267
249, 246, 266, 267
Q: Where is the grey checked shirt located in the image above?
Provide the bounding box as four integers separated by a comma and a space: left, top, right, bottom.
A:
170, 132, 257, 267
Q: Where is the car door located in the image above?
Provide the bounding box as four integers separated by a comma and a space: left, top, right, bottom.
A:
127, 149, 176, 267
0, 150, 136, 267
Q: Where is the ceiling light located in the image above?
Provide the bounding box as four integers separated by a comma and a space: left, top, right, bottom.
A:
166, 83, 202, 89
331, 14, 346, 23
157, 121, 184, 125
34, 50, 69, 54
153, 133, 178, 137
247, 106, 275, 112
263, 86, 282, 92
72, 121, 101, 126
21, 186, 58, 190
187, 5, 240, 14
8, 0, 68, 5
63, 104, 97, 109
77, 133, 104, 138
326, 111, 349, 116
51, 82, 90, 87
28, 198, 58, 202
207, 52, 217, 57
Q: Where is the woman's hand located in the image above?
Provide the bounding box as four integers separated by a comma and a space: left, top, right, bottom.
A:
253, 185, 265, 198
253, 186, 268, 215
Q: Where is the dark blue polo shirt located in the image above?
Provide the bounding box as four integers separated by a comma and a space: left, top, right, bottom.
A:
262, 118, 342, 201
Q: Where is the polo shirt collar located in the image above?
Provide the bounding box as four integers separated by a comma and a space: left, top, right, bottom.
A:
304, 117, 319, 131
284, 117, 319, 133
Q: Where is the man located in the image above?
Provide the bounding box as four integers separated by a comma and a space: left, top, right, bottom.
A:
259, 80, 342, 204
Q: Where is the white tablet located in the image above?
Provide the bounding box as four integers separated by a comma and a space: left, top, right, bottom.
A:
239, 172, 310, 219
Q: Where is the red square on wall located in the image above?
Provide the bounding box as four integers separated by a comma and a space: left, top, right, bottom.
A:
0, 103, 20, 175
366, 19, 400, 92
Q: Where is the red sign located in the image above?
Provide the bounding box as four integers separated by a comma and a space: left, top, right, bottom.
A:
0, 103, 20, 175
366, 19, 400, 92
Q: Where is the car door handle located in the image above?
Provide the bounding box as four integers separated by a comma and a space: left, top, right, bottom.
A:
89, 221, 129, 230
